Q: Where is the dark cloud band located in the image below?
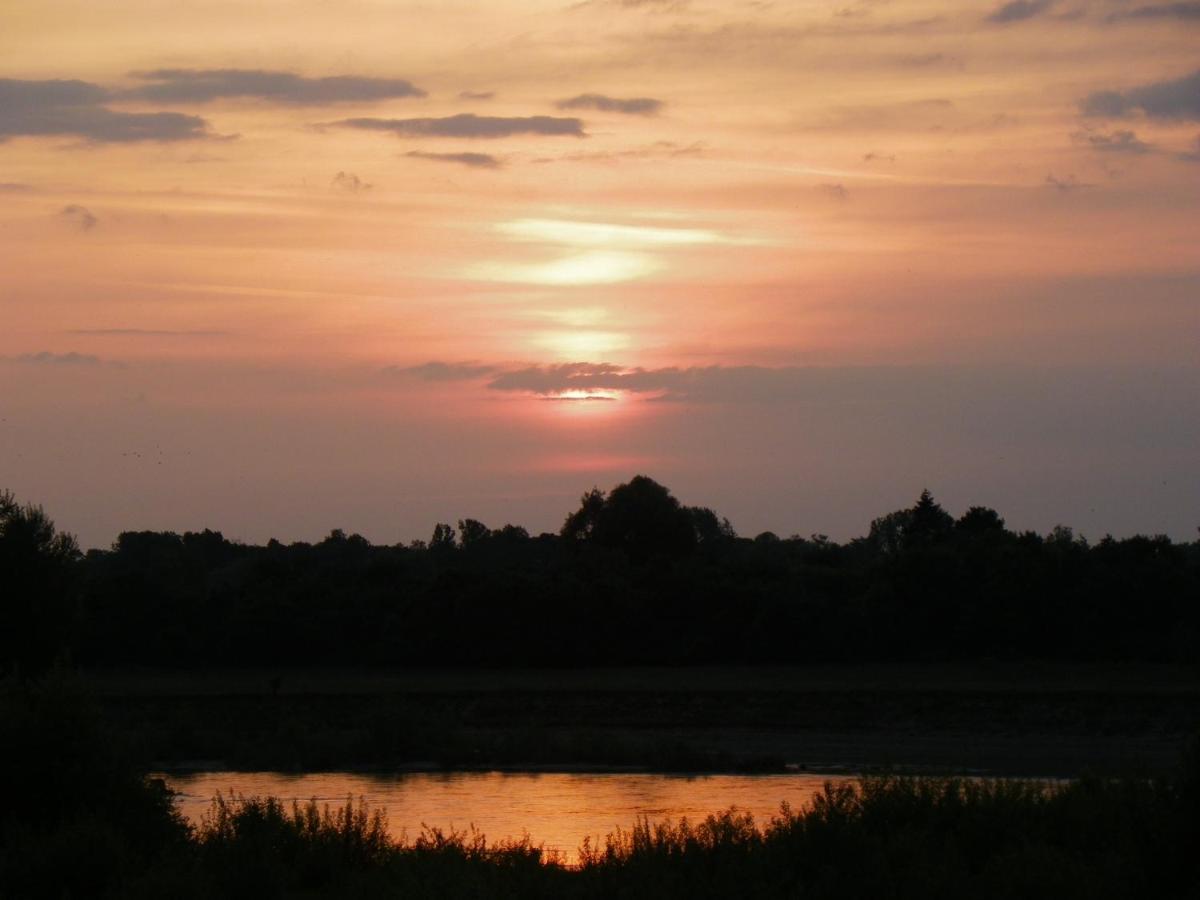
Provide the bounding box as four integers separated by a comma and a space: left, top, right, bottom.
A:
985, 0, 1054, 23
405, 151, 501, 168
126, 69, 425, 104
333, 114, 585, 138
556, 94, 663, 115
1082, 69, 1200, 120
0, 78, 211, 143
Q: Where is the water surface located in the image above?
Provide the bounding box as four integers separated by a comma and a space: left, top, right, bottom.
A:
166, 771, 849, 863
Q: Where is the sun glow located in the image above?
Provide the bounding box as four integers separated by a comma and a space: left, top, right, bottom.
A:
545, 389, 620, 402
497, 218, 733, 247
469, 250, 660, 285
532, 329, 630, 359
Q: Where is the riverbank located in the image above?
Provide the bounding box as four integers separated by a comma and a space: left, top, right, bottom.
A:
88, 664, 1200, 776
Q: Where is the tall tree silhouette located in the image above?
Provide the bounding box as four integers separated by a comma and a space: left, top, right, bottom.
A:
563, 476, 698, 561
907, 489, 954, 546
0, 490, 80, 675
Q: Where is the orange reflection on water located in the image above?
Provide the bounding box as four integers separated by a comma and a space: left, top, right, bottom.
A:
164, 771, 847, 865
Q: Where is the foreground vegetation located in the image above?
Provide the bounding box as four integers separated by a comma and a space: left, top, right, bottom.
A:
3, 681, 1199, 900
4, 477, 1200, 674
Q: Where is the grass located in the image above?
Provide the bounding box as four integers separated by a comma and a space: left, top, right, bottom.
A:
117, 769, 1200, 899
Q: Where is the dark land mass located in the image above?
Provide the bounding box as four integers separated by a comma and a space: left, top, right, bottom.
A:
4, 480, 1200, 897
8, 478, 1199, 675
5, 476, 1200, 775
92, 664, 1200, 776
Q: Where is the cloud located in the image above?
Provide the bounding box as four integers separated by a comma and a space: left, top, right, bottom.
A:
126, 69, 425, 104
458, 91, 495, 101
0, 78, 213, 143
495, 217, 735, 246
66, 328, 229, 337
1177, 134, 1200, 161
10, 351, 103, 366
405, 150, 502, 168
818, 183, 849, 200
556, 94, 663, 115
331, 171, 372, 192
331, 114, 585, 138
483, 362, 948, 403
384, 361, 498, 381
863, 151, 895, 163
1106, 2, 1200, 21
485, 362, 797, 402
533, 140, 704, 164
572, 0, 690, 9
985, 0, 1054, 23
1072, 128, 1152, 153
893, 52, 962, 67
1081, 69, 1200, 120
1045, 173, 1093, 192
0, 182, 33, 192
59, 204, 97, 230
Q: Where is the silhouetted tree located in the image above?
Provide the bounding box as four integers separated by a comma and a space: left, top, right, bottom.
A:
0, 490, 81, 676
906, 489, 954, 545
869, 490, 955, 555
561, 487, 605, 541
430, 522, 457, 550
687, 506, 737, 545
457, 519, 490, 547
956, 506, 1007, 536
494, 524, 530, 542
868, 509, 912, 556
567, 476, 698, 561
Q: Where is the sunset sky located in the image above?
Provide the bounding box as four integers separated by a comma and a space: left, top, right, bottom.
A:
2, 0, 1197, 548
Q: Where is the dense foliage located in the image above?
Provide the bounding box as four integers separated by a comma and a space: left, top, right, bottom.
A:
3, 477, 1199, 669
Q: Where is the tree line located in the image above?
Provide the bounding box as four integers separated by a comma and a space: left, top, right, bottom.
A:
2, 476, 1198, 672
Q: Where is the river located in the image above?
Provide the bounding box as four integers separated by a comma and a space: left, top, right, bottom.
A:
164, 770, 850, 863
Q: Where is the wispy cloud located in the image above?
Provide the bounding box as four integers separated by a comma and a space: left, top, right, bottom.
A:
66, 328, 229, 337
1105, 2, 1200, 22
1071, 128, 1152, 153
331, 114, 585, 138
532, 140, 704, 164
571, 0, 691, 10
985, 0, 1054, 23
331, 171, 372, 192
1177, 134, 1200, 161
384, 361, 498, 381
556, 93, 663, 115
1045, 173, 1093, 192
60, 204, 97, 230
9, 351, 104, 366
126, 69, 425, 104
405, 150, 502, 168
495, 218, 736, 246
